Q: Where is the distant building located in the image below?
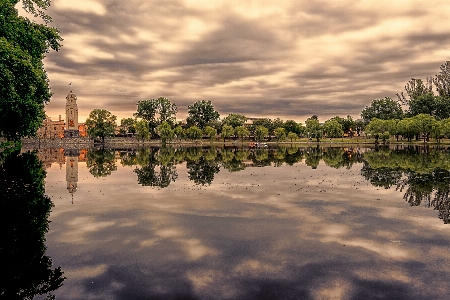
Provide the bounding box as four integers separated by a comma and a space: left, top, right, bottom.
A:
37, 90, 87, 138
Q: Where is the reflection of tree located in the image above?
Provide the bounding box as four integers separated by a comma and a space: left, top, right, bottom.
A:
134, 148, 178, 188
322, 148, 362, 169
283, 146, 304, 166
249, 149, 271, 167
119, 150, 137, 166
362, 146, 450, 224
361, 162, 403, 189
221, 148, 247, 172
86, 148, 117, 177
0, 150, 65, 299
187, 155, 220, 185
304, 146, 322, 169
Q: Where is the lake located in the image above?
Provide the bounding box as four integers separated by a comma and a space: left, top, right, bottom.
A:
2, 145, 450, 300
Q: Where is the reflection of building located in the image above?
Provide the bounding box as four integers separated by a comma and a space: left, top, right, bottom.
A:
65, 149, 79, 203
37, 90, 87, 138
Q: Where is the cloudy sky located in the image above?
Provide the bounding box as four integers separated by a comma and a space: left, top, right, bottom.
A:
22, 0, 450, 123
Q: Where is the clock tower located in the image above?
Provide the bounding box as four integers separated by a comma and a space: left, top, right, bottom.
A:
65, 90, 79, 137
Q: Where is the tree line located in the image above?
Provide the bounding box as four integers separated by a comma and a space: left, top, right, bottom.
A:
85, 98, 360, 144
361, 61, 450, 143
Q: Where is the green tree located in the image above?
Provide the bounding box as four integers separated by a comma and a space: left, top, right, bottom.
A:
361, 97, 404, 124
119, 118, 136, 136
0, 0, 62, 140
254, 125, 268, 141
186, 126, 202, 141
323, 119, 344, 138
203, 126, 217, 143
433, 61, 450, 98
174, 125, 185, 141
287, 132, 298, 143
85, 109, 117, 143
186, 100, 220, 129
135, 120, 150, 141
411, 114, 437, 142
235, 126, 249, 143
305, 117, 323, 141
397, 117, 418, 142
220, 124, 234, 142
157, 121, 174, 145
134, 97, 177, 136
222, 113, 247, 129
274, 127, 286, 142
283, 120, 303, 135
365, 118, 392, 143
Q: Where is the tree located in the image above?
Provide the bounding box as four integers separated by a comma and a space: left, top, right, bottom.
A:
134, 97, 177, 136
135, 120, 150, 141
365, 118, 393, 143
186, 100, 220, 129
411, 114, 437, 142
305, 117, 322, 141
433, 61, 450, 98
397, 118, 418, 142
323, 119, 344, 138
254, 125, 268, 141
0, 0, 62, 140
220, 124, 234, 142
274, 127, 286, 142
328, 116, 355, 136
235, 126, 250, 144
174, 125, 185, 141
204, 126, 217, 143
222, 113, 247, 129
186, 126, 202, 141
361, 97, 403, 124
283, 120, 302, 135
287, 132, 298, 143
85, 109, 117, 143
119, 118, 136, 136
157, 121, 174, 145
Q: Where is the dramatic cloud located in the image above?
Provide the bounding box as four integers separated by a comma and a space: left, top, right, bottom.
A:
25, 0, 450, 122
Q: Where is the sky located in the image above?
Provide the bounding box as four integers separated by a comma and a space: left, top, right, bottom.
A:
20, 0, 450, 123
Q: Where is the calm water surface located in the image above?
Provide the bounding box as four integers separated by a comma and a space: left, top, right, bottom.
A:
4, 146, 450, 299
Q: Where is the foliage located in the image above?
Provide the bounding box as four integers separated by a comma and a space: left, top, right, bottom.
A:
85, 109, 117, 143
220, 124, 234, 142
305, 118, 322, 141
134, 97, 177, 136
0, 0, 62, 140
186, 126, 202, 141
86, 149, 117, 178
203, 126, 217, 142
186, 100, 220, 129
251, 118, 272, 135
283, 120, 303, 135
174, 125, 185, 141
287, 132, 298, 142
0, 150, 65, 299
433, 61, 450, 98
235, 126, 249, 143
364, 118, 394, 142
410, 114, 437, 142
361, 97, 403, 124
119, 118, 136, 135
133, 148, 178, 188
254, 125, 268, 141
222, 113, 247, 129
187, 156, 220, 185
322, 119, 343, 138
135, 120, 150, 141
157, 121, 174, 144
274, 127, 286, 142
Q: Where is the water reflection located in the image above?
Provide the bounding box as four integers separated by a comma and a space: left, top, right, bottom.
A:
362, 146, 450, 224
0, 146, 65, 299
35, 145, 450, 225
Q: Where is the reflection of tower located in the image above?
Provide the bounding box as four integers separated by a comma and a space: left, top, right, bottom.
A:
65, 149, 79, 203
65, 90, 79, 138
